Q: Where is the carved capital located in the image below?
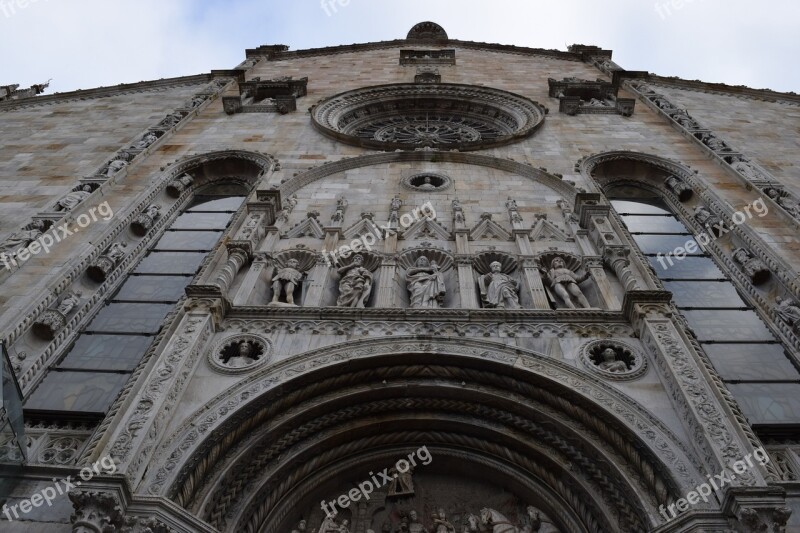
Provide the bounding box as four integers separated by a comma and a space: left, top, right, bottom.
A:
69, 490, 129, 533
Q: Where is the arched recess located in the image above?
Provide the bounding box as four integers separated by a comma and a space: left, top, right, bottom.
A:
141, 337, 708, 533
159, 148, 278, 197
279, 150, 579, 203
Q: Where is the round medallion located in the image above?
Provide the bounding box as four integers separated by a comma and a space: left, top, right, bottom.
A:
579, 340, 647, 381
310, 83, 546, 151
401, 172, 452, 192
209, 334, 272, 374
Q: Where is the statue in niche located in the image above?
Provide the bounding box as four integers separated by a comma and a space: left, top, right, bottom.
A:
541, 257, 591, 309
406, 256, 446, 308
226, 341, 257, 369
336, 254, 373, 308
291, 519, 307, 533
432, 509, 455, 533
405, 511, 427, 533
57, 291, 81, 315
597, 347, 628, 373
54, 185, 93, 212
765, 188, 800, 218
1, 220, 45, 256
775, 297, 800, 335
102, 158, 128, 178
270, 258, 304, 306
387, 465, 414, 496
130, 132, 158, 150
319, 516, 349, 533
478, 261, 521, 309
732, 248, 770, 285
417, 176, 436, 190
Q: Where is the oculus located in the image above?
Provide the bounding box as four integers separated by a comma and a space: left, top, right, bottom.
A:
401, 172, 452, 191
311, 83, 546, 151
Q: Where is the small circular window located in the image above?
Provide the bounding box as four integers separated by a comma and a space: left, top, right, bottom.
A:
402, 172, 451, 191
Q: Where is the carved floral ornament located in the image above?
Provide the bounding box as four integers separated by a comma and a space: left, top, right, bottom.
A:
310, 83, 546, 151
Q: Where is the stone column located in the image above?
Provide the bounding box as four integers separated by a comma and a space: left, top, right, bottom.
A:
515, 232, 550, 310
604, 247, 639, 292
456, 255, 480, 308
584, 256, 620, 310
375, 228, 398, 308
213, 245, 249, 295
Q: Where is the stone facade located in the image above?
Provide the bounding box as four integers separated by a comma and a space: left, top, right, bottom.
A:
0, 22, 798, 533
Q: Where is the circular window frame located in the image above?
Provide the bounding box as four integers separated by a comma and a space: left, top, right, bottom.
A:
209, 334, 272, 375
401, 172, 452, 192
579, 339, 647, 381
310, 83, 547, 152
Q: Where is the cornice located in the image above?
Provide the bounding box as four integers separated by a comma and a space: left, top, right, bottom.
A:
258, 38, 583, 62
0, 73, 212, 112
635, 74, 800, 106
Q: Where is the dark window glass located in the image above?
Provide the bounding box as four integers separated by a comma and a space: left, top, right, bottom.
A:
632, 235, 704, 255
134, 252, 206, 275
648, 256, 727, 280
113, 275, 190, 302
664, 281, 747, 308
620, 215, 689, 234
704, 344, 800, 381
683, 310, 775, 342
58, 334, 152, 371
154, 231, 223, 251
170, 212, 233, 230
727, 383, 800, 425
86, 303, 173, 334
610, 200, 671, 215
25, 371, 130, 415
188, 197, 245, 212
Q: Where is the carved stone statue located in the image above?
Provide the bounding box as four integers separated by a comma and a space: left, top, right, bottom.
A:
331, 197, 348, 223
765, 188, 800, 218
102, 158, 128, 178
226, 341, 257, 369
406, 511, 427, 533
522, 506, 542, 533
463, 514, 480, 533
387, 465, 414, 496
271, 258, 304, 305
54, 185, 93, 212
131, 204, 162, 236
130, 131, 158, 150
417, 176, 436, 190
541, 257, 591, 309
166, 174, 194, 198
87, 242, 127, 282
336, 255, 373, 308
597, 348, 628, 373
278, 194, 298, 222
775, 297, 800, 335
732, 160, 763, 181
158, 112, 183, 129
432, 508, 455, 533
406, 256, 446, 308
664, 176, 693, 202
478, 261, 521, 309
1, 220, 45, 256
33, 291, 81, 340
693, 206, 723, 236
291, 519, 307, 533
57, 291, 81, 315
732, 248, 770, 285
319, 516, 348, 533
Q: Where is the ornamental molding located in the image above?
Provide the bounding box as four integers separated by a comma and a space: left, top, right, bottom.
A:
280, 151, 578, 202
142, 336, 706, 502
310, 83, 546, 151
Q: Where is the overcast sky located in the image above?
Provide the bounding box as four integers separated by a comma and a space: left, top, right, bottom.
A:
1, 0, 798, 95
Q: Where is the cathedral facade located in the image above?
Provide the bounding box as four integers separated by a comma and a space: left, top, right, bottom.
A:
0, 21, 799, 533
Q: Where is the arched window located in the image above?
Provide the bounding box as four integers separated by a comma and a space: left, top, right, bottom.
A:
24, 187, 246, 419
608, 185, 800, 429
